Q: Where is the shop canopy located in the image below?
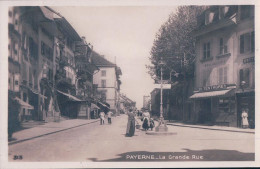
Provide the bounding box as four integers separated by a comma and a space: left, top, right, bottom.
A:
91, 103, 100, 110
14, 97, 34, 110
97, 101, 110, 109
57, 90, 82, 101
189, 89, 234, 99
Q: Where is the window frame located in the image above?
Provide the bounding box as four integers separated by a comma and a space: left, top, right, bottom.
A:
101, 79, 106, 88
239, 31, 255, 54
101, 70, 106, 77
203, 42, 211, 60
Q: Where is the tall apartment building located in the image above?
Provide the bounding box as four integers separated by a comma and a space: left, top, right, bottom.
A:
92, 52, 122, 115
190, 5, 255, 128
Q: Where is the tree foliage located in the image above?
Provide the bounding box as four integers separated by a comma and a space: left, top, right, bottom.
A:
147, 6, 205, 82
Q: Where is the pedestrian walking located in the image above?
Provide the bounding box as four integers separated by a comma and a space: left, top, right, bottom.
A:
107, 110, 113, 124
125, 109, 136, 137
100, 111, 105, 125
241, 108, 249, 129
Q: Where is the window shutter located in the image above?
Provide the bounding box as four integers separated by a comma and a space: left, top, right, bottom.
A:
240, 35, 244, 54
203, 43, 207, 59
219, 38, 223, 54
239, 69, 244, 86
218, 68, 223, 84
14, 74, 20, 92
224, 67, 228, 84
244, 68, 250, 87
209, 12, 214, 23
207, 42, 210, 58
251, 31, 255, 52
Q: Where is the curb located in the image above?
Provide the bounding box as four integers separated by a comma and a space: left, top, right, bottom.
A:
167, 123, 255, 134
9, 120, 99, 146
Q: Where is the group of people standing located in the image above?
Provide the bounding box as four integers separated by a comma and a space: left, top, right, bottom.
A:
125, 108, 155, 137
99, 110, 113, 125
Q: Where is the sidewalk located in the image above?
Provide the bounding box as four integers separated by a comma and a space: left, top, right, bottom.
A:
166, 121, 255, 134
9, 118, 99, 145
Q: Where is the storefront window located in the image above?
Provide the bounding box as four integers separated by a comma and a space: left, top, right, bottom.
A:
218, 97, 235, 114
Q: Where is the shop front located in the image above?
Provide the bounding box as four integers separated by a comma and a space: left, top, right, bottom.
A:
236, 90, 255, 129
190, 84, 237, 127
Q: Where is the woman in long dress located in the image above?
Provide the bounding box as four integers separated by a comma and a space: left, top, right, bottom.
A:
126, 109, 136, 137
241, 108, 249, 128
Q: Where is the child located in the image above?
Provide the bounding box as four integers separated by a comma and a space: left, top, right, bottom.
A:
150, 118, 155, 130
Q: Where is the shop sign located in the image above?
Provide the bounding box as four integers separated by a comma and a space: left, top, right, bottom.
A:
154, 84, 171, 89
243, 57, 254, 64
198, 84, 227, 92
204, 60, 226, 68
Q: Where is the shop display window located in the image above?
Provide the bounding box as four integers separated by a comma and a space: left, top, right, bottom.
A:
218, 97, 235, 114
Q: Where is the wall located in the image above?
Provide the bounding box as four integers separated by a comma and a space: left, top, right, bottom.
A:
93, 67, 117, 111
195, 27, 235, 89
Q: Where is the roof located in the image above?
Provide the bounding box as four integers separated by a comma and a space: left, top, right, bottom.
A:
54, 17, 81, 41
91, 51, 116, 67
192, 6, 238, 37
39, 6, 62, 21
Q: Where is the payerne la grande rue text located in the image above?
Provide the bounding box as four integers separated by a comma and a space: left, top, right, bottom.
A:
125, 154, 204, 160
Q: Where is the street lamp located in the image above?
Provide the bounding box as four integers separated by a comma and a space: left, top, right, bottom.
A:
155, 58, 168, 132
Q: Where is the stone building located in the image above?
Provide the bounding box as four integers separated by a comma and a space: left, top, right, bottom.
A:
92, 52, 122, 115
190, 5, 255, 128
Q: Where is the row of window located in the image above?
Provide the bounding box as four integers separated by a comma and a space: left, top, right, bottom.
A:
202, 66, 228, 86
202, 31, 254, 60
202, 67, 253, 88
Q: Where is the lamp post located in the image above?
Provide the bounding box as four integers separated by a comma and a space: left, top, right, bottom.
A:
155, 58, 168, 132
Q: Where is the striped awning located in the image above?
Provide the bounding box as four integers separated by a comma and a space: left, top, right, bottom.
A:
189, 89, 234, 99
57, 90, 82, 101
91, 103, 100, 110
14, 97, 34, 110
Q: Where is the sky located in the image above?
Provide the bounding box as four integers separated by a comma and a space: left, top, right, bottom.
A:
51, 6, 177, 109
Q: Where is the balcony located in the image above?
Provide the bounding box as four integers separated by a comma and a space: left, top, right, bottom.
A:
200, 57, 213, 63
216, 53, 231, 59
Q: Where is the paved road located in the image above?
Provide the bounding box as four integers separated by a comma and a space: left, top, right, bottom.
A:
8, 114, 254, 162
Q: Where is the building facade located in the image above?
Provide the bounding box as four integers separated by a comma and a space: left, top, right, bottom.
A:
92, 52, 122, 115
8, 6, 99, 122
191, 5, 255, 128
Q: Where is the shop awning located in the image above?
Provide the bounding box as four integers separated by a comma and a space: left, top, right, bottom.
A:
189, 89, 233, 99
97, 101, 110, 109
91, 103, 100, 110
14, 97, 34, 110
57, 90, 82, 101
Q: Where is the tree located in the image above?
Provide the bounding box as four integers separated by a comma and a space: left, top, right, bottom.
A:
147, 6, 206, 121
147, 6, 205, 81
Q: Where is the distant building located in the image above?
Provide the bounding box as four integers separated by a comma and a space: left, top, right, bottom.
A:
92, 52, 122, 115
143, 95, 151, 110
191, 5, 255, 127
120, 94, 136, 113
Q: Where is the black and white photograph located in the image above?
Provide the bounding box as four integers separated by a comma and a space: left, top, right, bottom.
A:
0, 0, 259, 168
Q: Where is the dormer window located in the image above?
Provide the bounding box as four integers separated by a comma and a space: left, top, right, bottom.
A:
205, 11, 214, 25
240, 5, 251, 20
219, 6, 229, 19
